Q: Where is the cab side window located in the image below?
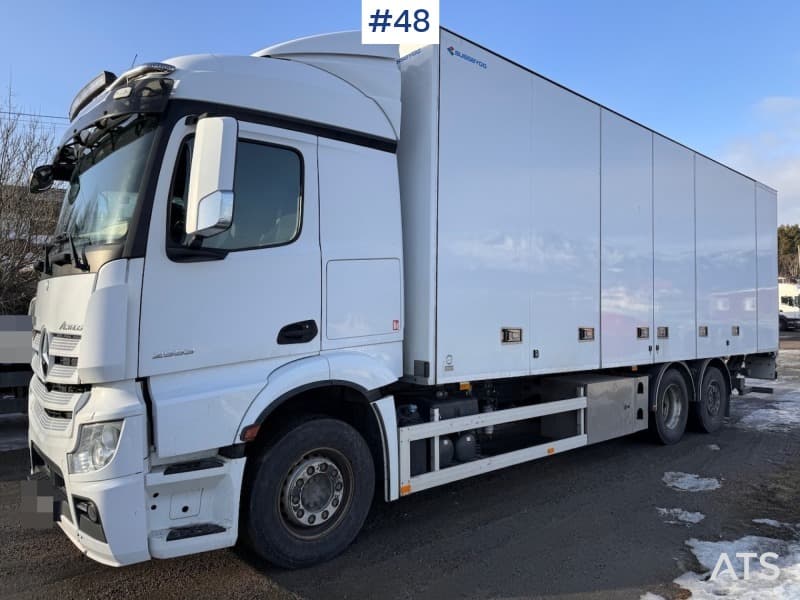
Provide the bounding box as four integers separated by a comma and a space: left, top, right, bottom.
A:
168, 137, 303, 251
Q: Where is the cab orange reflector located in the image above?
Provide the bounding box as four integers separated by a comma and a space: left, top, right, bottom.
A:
547, 447, 555, 455
241, 424, 261, 442
459, 382, 471, 392
400, 484, 412, 496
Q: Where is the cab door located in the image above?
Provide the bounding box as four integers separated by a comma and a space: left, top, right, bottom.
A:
138, 120, 320, 454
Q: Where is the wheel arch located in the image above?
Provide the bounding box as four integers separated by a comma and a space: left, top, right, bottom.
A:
649, 361, 696, 411
690, 358, 732, 413
236, 353, 398, 502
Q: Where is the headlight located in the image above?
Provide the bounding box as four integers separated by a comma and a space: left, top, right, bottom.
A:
68, 421, 123, 474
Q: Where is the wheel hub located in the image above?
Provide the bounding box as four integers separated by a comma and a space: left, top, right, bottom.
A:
706, 381, 721, 415
661, 383, 683, 430
281, 455, 345, 528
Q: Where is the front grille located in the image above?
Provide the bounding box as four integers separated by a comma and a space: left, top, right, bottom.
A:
49, 335, 80, 353
31, 329, 82, 384
29, 373, 86, 433
33, 399, 70, 432
48, 364, 78, 379
30, 377, 73, 407
43, 408, 72, 420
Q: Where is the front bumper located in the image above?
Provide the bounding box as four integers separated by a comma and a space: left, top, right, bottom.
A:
28, 380, 151, 566
31, 443, 149, 566
28, 379, 245, 566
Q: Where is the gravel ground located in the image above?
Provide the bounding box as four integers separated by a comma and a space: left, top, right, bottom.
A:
0, 346, 798, 599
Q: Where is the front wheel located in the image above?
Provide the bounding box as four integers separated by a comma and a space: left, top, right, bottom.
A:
243, 418, 374, 569
650, 369, 689, 445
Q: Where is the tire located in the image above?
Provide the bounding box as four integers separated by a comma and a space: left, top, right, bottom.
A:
650, 369, 689, 445
243, 417, 374, 569
691, 366, 728, 434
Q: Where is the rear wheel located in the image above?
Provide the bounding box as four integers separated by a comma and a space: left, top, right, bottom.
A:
243, 418, 374, 569
650, 369, 689, 445
692, 366, 728, 433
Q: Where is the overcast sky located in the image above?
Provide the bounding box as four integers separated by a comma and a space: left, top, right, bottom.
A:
1, 0, 798, 223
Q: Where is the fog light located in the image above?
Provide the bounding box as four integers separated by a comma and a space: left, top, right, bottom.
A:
74, 499, 99, 522
86, 501, 98, 522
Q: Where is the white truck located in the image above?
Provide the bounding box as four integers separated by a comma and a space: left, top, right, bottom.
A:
779, 280, 800, 330
26, 29, 778, 569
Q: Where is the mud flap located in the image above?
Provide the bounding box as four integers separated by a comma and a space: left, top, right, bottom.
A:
744, 353, 778, 381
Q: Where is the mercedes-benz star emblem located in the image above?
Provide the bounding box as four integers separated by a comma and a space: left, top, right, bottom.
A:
39, 327, 50, 377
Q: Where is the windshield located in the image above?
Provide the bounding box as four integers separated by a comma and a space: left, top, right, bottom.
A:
55, 115, 158, 246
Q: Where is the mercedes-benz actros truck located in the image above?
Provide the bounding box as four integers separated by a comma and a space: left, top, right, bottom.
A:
26, 29, 778, 569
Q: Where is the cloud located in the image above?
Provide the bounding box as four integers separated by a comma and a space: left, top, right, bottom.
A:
721, 96, 800, 225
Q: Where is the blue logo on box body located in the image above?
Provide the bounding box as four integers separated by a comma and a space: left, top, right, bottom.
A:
447, 46, 487, 69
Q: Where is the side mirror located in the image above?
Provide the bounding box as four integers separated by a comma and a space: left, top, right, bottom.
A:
185, 116, 238, 237
29, 165, 54, 193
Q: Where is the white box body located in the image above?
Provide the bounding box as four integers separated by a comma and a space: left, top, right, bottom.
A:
398, 29, 778, 385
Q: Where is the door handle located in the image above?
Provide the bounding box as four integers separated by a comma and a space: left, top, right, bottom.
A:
277, 320, 318, 345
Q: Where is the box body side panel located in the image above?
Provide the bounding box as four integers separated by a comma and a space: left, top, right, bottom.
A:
530, 76, 601, 374
400, 30, 776, 384
398, 45, 440, 383
600, 110, 654, 368
653, 134, 696, 362
435, 30, 532, 383
695, 156, 758, 357
756, 184, 779, 352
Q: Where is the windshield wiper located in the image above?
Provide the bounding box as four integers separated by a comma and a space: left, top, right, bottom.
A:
51, 232, 90, 271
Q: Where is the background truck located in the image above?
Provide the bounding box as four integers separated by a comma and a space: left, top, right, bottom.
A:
0, 315, 31, 414
26, 28, 778, 569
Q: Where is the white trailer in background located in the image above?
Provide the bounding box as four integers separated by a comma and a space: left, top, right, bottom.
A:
26, 28, 778, 569
779, 280, 800, 329
0, 315, 32, 413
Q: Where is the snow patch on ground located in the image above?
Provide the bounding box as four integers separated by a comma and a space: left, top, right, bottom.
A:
754, 519, 800, 534
736, 367, 800, 433
657, 507, 705, 525
675, 530, 800, 599
737, 404, 800, 432
755, 518, 786, 529
639, 593, 666, 600
663, 471, 721, 492
707, 443, 720, 451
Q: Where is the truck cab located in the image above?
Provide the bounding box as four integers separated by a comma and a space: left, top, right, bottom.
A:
27, 33, 404, 567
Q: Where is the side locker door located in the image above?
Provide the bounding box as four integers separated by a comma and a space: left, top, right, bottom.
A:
600, 111, 654, 368
652, 135, 696, 362
139, 120, 320, 455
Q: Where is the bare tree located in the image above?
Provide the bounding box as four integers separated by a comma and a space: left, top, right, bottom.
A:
0, 94, 62, 315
